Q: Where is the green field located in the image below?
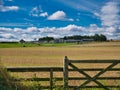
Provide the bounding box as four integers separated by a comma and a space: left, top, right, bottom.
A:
0, 42, 75, 48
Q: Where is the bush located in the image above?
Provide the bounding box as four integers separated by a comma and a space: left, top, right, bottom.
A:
0, 59, 26, 90
0, 59, 16, 90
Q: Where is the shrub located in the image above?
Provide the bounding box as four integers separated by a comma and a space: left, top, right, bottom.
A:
0, 59, 16, 90
0, 58, 26, 90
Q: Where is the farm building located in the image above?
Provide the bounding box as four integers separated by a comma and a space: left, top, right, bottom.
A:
64, 39, 94, 43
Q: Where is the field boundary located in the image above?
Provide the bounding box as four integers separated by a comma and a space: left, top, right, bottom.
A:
7, 56, 120, 90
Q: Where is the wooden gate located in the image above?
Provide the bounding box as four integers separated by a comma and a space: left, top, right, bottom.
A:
63, 56, 120, 90
6, 56, 120, 90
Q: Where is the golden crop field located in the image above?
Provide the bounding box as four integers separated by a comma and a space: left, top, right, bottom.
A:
0, 42, 120, 67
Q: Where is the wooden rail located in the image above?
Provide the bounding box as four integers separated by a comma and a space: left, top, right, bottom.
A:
6, 56, 120, 90
7, 66, 63, 72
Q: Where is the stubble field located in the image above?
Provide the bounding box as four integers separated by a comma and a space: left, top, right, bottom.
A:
0, 42, 120, 67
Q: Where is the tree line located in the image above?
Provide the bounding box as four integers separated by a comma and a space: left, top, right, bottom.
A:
38, 34, 107, 42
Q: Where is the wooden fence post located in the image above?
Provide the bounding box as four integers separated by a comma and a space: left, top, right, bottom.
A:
63, 56, 68, 90
50, 68, 53, 90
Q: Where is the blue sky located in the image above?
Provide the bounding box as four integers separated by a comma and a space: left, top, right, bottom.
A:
0, 0, 120, 41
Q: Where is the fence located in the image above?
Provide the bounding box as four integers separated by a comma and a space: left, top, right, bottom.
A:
7, 67, 63, 90
7, 56, 120, 90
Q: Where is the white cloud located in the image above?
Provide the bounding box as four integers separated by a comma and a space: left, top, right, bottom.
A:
14, 28, 23, 32
0, 23, 120, 41
0, 0, 19, 12
30, 6, 49, 18
40, 12, 48, 17
101, 1, 120, 27
29, 7, 39, 17
48, 11, 74, 21
48, 11, 66, 20
56, 0, 99, 14
30, 7, 73, 20
94, 12, 100, 17
59, 24, 84, 31
0, 27, 12, 32
68, 18, 74, 21
0, 23, 33, 27
27, 27, 38, 32
106, 27, 116, 33
1, 33, 15, 39
90, 1, 120, 39
13, 27, 40, 34
0, 25, 85, 41
30, 7, 38, 16
88, 24, 104, 34
0, 5, 19, 12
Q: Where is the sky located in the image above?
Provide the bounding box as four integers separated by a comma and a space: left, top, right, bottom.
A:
0, 0, 120, 41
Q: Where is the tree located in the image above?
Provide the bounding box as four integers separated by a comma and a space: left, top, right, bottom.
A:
39, 36, 54, 43
93, 34, 107, 41
100, 34, 107, 41
63, 36, 67, 40
19, 39, 25, 43
62, 35, 100, 40
93, 34, 100, 41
